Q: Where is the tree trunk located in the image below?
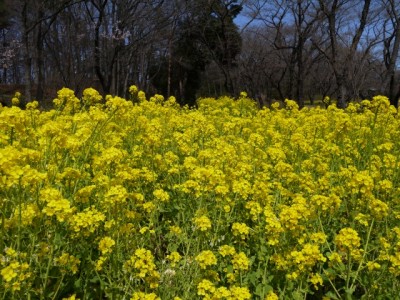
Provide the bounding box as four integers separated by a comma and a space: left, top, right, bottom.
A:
93, 0, 108, 94
394, 84, 400, 107
336, 74, 348, 108
296, 39, 305, 108
35, 9, 45, 101
22, 3, 31, 103
384, 20, 400, 106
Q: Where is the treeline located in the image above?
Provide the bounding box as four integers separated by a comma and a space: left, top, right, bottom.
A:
0, 0, 399, 107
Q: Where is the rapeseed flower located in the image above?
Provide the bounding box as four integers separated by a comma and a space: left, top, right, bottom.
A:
197, 279, 216, 296
98, 236, 115, 255
196, 251, 217, 269
232, 252, 250, 271
229, 286, 251, 300
55, 253, 80, 274
2, 87, 400, 298
232, 223, 250, 240
219, 245, 236, 257
265, 291, 279, 300
166, 251, 182, 267
194, 215, 212, 231
335, 228, 361, 251
131, 292, 160, 300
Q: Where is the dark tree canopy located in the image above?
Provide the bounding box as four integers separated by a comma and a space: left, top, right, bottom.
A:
0, 0, 400, 107
149, 0, 243, 105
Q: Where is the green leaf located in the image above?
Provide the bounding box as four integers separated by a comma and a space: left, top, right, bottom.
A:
74, 278, 82, 289
292, 291, 304, 300
325, 291, 340, 300
345, 286, 356, 299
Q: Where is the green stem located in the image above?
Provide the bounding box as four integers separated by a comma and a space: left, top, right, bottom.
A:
41, 245, 54, 300
345, 252, 352, 292
323, 269, 342, 299
317, 214, 333, 253
83, 108, 118, 162
1, 289, 7, 300
9, 126, 14, 145
17, 187, 22, 253
51, 273, 65, 300
350, 220, 374, 291
0, 200, 4, 253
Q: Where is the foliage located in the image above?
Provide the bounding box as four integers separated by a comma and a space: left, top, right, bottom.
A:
0, 88, 400, 299
150, 0, 242, 105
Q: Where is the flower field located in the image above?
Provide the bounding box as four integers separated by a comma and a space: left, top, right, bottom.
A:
1, 87, 400, 299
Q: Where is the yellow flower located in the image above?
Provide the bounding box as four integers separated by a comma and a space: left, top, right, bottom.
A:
55, 253, 80, 274
197, 279, 215, 296
310, 194, 341, 212
131, 292, 160, 300
68, 207, 105, 236
53, 87, 80, 112
219, 245, 236, 257
195, 250, 217, 269
1, 264, 18, 282
328, 252, 343, 264
129, 85, 138, 95
40, 188, 74, 222
229, 286, 251, 300
285, 99, 299, 110
194, 215, 212, 231
42, 198, 73, 222
75, 185, 96, 203
26, 100, 39, 110
309, 273, 324, 290
366, 261, 381, 271
335, 228, 361, 251
309, 232, 327, 244
355, 213, 369, 226
264, 207, 283, 245
82, 87, 102, 106
245, 201, 263, 221
224, 205, 231, 213
98, 236, 116, 255
369, 198, 389, 219
213, 286, 231, 298
95, 256, 107, 271
288, 243, 326, 272
169, 225, 182, 235
104, 185, 128, 204
5, 247, 17, 258
232, 222, 250, 240
11, 97, 20, 106
153, 188, 170, 202
166, 252, 182, 268
62, 295, 79, 300
232, 252, 250, 272
142, 201, 156, 213
265, 291, 279, 300
9, 204, 39, 227
124, 248, 160, 288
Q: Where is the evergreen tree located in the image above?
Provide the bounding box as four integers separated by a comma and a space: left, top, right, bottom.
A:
150, 0, 242, 105
0, 0, 10, 29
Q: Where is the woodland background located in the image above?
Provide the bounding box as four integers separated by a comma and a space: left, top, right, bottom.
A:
0, 0, 399, 108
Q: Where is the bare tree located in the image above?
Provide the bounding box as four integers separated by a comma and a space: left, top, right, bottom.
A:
239, 0, 322, 106
314, 0, 373, 107
381, 0, 400, 106
9, 0, 81, 102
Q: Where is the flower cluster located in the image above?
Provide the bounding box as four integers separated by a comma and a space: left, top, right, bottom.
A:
123, 248, 160, 289
0, 248, 31, 292
1, 88, 400, 298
